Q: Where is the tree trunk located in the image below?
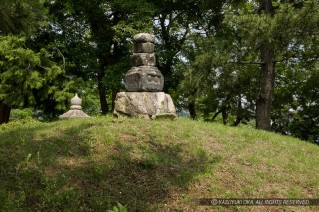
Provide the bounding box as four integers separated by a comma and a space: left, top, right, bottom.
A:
221, 108, 228, 125
212, 98, 230, 124
111, 88, 118, 113
97, 56, 109, 115
0, 101, 11, 125
256, 45, 275, 130
86, 9, 112, 116
256, 0, 275, 131
188, 101, 196, 119
232, 97, 242, 126
259, 0, 274, 14
211, 109, 222, 121
211, 107, 228, 125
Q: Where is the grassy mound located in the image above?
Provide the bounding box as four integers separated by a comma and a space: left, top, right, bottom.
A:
0, 117, 318, 211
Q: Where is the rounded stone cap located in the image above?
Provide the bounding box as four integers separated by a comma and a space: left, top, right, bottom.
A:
133, 33, 155, 43
71, 93, 82, 108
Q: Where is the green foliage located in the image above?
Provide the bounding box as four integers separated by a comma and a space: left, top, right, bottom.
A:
224, 1, 319, 58
0, 0, 47, 35
111, 0, 154, 41
10, 108, 34, 121
177, 0, 319, 138
178, 32, 258, 123
107, 203, 128, 212
45, 0, 156, 114
278, 66, 319, 141
0, 35, 65, 110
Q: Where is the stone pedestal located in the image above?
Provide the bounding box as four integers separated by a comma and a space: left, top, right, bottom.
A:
114, 92, 177, 119
114, 33, 177, 119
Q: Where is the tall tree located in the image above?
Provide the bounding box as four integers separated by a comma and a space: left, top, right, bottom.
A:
256, 0, 275, 130
0, 35, 64, 124
0, 0, 47, 124
223, 0, 319, 131
177, 0, 254, 121
0, 0, 44, 35
151, 0, 228, 92
47, 0, 154, 115
178, 32, 258, 124
177, 0, 319, 134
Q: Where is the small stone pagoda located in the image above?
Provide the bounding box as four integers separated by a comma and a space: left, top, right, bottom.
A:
59, 93, 89, 119
114, 33, 177, 119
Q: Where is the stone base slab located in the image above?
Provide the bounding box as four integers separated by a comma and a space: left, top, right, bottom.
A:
114, 92, 177, 119
59, 109, 89, 119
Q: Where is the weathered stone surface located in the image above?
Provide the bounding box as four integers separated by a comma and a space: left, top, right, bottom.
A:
125, 66, 164, 92
134, 42, 154, 53
70, 93, 82, 110
114, 92, 177, 119
114, 33, 178, 120
59, 94, 89, 119
132, 53, 156, 67
59, 109, 90, 119
133, 33, 155, 43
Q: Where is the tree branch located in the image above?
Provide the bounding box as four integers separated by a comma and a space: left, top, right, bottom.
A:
54, 47, 65, 71
229, 61, 263, 65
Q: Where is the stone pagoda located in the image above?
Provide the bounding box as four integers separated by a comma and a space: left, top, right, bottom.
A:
114, 33, 177, 119
59, 93, 89, 119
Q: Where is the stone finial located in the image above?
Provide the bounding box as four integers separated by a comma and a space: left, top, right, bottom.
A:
59, 93, 89, 119
70, 93, 82, 110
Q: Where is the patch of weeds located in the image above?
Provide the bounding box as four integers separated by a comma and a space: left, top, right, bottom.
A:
80, 189, 112, 211
241, 186, 254, 195
210, 155, 223, 164
270, 188, 281, 196
139, 145, 159, 169
286, 161, 301, 173
307, 180, 319, 190
287, 187, 301, 198
175, 148, 212, 186
195, 148, 221, 174
0, 119, 41, 131
103, 131, 117, 143
108, 202, 128, 212
46, 188, 81, 210
246, 155, 261, 165
91, 165, 107, 180
182, 130, 195, 139
224, 190, 239, 198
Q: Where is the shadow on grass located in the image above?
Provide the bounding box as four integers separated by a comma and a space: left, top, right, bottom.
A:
0, 121, 221, 211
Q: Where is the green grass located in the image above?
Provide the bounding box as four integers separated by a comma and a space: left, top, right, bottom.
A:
0, 116, 319, 211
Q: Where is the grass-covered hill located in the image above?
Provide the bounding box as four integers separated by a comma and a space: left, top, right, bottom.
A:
0, 117, 318, 211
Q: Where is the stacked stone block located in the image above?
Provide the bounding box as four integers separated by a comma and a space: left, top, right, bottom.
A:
114, 33, 177, 119
125, 33, 164, 92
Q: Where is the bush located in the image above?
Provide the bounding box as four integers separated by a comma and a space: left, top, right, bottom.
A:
10, 108, 34, 121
